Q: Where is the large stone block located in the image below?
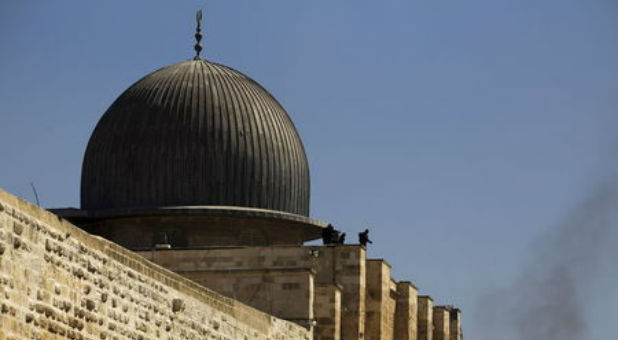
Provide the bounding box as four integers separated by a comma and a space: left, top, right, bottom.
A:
183, 267, 315, 329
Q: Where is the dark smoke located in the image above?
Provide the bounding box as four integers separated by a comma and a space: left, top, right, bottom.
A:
479, 180, 617, 339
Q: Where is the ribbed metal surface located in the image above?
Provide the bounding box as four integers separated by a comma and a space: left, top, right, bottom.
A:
81, 59, 310, 216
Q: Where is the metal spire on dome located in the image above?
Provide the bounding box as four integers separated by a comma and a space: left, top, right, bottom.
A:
193, 9, 204, 60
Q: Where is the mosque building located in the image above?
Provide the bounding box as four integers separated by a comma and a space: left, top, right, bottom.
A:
0, 10, 461, 340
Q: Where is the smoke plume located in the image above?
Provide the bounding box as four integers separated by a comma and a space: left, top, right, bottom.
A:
479, 180, 617, 339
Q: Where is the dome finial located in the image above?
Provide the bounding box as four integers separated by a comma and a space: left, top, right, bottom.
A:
193, 9, 204, 60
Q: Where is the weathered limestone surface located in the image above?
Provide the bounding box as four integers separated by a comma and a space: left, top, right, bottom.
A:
448, 308, 461, 340
394, 281, 418, 340
139, 244, 366, 340
418, 295, 434, 340
432, 306, 450, 340
314, 284, 341, 340
0, 190, 309, 340
365, 260, 395, 340
324, 246, 366, 340
182, 267, 315, 329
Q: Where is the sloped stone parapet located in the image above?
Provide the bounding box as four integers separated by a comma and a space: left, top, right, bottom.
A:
0, 189, 310, 340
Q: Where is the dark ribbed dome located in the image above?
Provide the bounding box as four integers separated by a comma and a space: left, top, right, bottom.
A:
81, 59, 310, 216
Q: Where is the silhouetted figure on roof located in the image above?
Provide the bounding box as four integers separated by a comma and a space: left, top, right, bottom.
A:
322, 224, 346, 245
322, 224, 335, 244
358, 229, 372, 247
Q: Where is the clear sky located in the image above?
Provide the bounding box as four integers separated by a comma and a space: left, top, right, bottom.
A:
1, 1, 616, 339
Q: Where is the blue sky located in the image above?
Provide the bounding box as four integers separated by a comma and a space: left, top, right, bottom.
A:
1, 1, 616, 339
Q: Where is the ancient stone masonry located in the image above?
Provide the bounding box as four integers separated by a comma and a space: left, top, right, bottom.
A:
0, 190, 309, 340
446, 306, 462, 340
365, 260, 395, 340
137, 244, 462, 340
394, 281, 418, 340
433, 306, 450, 340
138, 244, 369, 340
313, 284, 341, 340
418, 295, 434, 340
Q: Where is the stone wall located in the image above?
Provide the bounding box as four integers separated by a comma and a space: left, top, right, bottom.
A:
365, 260, 395, 340
181, 267, 315, 328
0, 190, 310, 340
448, 308, 461, 340
418, 295, 434, 340
394, 281, 418, 340
433, 306, 450, 340
386, 279, 396, 339
138, 244, 366, 340
314, 284, 341, 340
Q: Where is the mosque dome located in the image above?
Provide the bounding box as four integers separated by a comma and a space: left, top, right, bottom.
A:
80, 59, 310, 217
